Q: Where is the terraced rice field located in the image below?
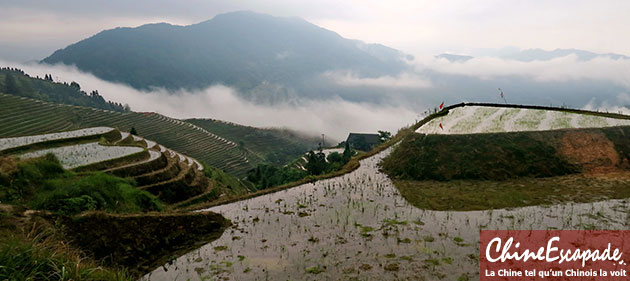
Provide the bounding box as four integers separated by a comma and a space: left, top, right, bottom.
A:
417, 106, 630, 135
186, 118, 319, 166
140, 105, 630, 280
0, 127, 113, 151
143, 147, 630, 281
0, 93, 252, 177
1, 126, 212, 203
20, 142, 144, 169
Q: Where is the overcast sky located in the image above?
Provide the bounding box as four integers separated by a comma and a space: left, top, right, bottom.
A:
2, 0, 630, 61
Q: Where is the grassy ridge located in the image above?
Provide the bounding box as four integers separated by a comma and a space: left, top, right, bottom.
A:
382, 126, 630, 182
381, 131, 579, 181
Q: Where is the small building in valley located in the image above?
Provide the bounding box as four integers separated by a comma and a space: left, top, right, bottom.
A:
346, 133, 381, 151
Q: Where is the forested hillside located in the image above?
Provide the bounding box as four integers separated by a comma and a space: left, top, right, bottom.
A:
0, 67, 127, 112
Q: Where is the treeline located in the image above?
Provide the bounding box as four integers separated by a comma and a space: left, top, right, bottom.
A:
0, 67, 129, 112
247, 144, 355, 190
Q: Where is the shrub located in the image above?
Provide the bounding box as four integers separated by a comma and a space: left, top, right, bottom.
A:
30, 173, 163, 215
0, 154, 65, 202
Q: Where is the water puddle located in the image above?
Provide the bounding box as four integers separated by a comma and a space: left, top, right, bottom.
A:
143, 147, 630, 280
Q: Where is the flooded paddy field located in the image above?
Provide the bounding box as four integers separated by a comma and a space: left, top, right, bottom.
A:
417, 106, 630, 135
143, 148, 630, 281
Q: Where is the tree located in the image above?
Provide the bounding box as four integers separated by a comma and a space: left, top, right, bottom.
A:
378, 130, 392, 143
87, 90, 106, 105
3, 73, 18, 94
246, 164, 306, 190
326, 152, 343, 163
130, 127, 138, 135
343, 141, 354, 161
305, 151, 327, 175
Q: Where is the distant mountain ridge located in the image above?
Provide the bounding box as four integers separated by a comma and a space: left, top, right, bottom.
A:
437, 48, 629, 62
42, 11, 411, 98
435, 53, 473, 62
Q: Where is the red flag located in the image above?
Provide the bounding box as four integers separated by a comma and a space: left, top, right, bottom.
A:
439, 101, 444, 110
439, 123, 443, 130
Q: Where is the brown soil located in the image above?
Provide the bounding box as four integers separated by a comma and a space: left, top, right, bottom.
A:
558, 131, 620, 173
0, 156, 18, 174
584, 171, 630, 180
50, 211, 230, 276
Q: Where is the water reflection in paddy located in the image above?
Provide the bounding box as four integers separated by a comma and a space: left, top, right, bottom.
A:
143, 147, 630, 281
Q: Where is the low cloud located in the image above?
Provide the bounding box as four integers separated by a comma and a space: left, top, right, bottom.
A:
420, 54, 630, 87
583, 93, 630, 115
5, 52, 629, 141
2, 61, 420, 140
323, 70, 432, 89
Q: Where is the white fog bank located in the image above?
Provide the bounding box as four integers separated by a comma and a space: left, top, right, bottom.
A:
1, 61, 420, 140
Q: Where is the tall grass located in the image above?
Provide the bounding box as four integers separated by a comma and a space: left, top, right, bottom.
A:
0, 232, 132, 280
30, 173, 164, 215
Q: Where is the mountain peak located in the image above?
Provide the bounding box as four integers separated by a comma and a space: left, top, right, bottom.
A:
194, 10, 308, 28
42, 11, 410, 96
